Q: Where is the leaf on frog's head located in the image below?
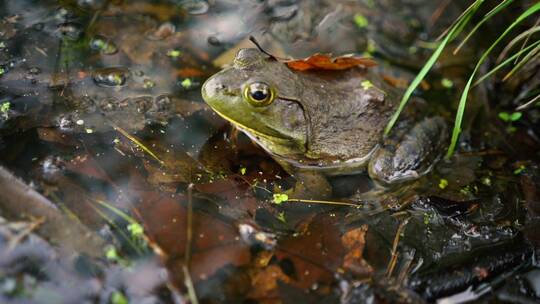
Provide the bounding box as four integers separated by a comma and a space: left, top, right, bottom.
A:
285, 53, 377, 71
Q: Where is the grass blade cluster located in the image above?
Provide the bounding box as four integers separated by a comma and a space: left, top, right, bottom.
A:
384, 0, 485, 135
447, 1, 540, 158
385, 0, 540, 158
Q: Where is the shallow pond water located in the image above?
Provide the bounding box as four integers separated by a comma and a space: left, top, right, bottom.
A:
0, 0, 539, 303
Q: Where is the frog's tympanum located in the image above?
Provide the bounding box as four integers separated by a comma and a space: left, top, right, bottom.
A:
202, 48, 447, 198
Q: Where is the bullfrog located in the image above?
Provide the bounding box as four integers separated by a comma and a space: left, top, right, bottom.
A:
201, 48, 447, 198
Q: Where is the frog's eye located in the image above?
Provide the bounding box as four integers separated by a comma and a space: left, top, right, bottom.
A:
243, 82, 275, 107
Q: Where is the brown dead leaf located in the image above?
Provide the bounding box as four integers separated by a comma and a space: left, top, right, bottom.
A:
249, 265, 291, 299
104, 2, 186, 21
134, 189, 251, 284
341, 225, 372, 277
382, 74, 409, 89
247, 252, 293, 301
274, 214, 344, 289
176, 67, 207, 78
285, 54, 377, 71
37, 128, 79, 146
64, 154, 113, 184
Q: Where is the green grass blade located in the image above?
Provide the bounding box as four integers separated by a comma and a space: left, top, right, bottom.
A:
436, 0, 485, 40
454, 0, 515, 54
384, 1, 483, 135
474, 39, 540, 86
446, 2, 540, 158
383, 36, 451, 135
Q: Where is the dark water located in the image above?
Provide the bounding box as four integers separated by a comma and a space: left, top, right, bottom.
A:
0, 0, 539, 303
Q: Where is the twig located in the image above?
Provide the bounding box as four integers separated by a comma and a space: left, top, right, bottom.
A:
112, 122, 164, 165
185, 183, 194, 265
249, 36, 285, 60
385, 218, 410, 278
286, 198, 360, 207
516, 93, 540, 111
183, 265, 199, 304
397, 249, 416, 285
7, 217, 46, 251
183, 183, 198, 304
429, 0, 452, 27
514, 17, 540, 64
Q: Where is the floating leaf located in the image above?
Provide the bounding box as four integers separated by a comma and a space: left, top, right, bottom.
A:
353, 14, 369, 28
361, 80, 373, 90
285, 53, 376, 71
273, 193, 289, 205
441, 78, 454, 88
166, 49, 182, 58
439, 178, 449, 189
180, 78, 192, 89
514, 165, 526, 175
0, 101, 10, 114
110, 291, 128, 304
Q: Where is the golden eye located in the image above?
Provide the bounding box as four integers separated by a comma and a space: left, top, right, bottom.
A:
243, 82, 275, 107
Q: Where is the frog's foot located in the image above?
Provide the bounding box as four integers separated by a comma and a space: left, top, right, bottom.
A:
282, 171, 333, 200
368, 116, 448, 185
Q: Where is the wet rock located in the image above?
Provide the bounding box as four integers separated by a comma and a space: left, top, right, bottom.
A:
146, 22, 176, 41
55, 22, 84, 40
92, 67, 129, 87
40, 156, 65, 184
89, 35, 118, 55
525, 269, 540, 298
181, 0, 209, 15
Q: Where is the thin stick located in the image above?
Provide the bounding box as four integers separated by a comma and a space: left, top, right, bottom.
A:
386, 218, 410, 278
514, 17, 540, 64
429, 0, 452, 26
286, 198, 360, 207
185, 183, 195, 265
7, 217, 45, 251
183, 183, 198, 303
112, 123, 164, 164
397, 249, 416, 285
183, 265, 199, 304
516, 94, 540, 111
248, 36, 287, 60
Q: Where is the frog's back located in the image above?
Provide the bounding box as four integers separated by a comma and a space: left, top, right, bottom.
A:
296, 68, 398, 166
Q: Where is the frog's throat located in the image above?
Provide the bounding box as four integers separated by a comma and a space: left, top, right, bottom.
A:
210, 107, 305, 153
270, 144, 379, 176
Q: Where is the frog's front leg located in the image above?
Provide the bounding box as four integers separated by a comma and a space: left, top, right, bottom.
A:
368, 116, 448, 185
282, 170, 333, 200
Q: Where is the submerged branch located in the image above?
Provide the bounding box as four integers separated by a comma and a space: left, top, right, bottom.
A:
0, 166, 105, 257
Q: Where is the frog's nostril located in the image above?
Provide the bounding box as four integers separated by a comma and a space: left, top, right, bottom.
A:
202, 78, 221, 98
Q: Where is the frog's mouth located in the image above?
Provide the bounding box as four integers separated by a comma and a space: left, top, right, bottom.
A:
210, 106, 298, 147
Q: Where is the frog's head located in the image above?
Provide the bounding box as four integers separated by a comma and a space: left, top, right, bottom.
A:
202, 48, 307, 157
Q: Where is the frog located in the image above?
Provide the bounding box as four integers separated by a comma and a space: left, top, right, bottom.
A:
201, 48, 447, 199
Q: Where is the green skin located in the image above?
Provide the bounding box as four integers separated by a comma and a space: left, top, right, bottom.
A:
202, 48, 447, 198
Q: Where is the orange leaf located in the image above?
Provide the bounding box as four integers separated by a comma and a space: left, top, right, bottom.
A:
285, 53, 377, 71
